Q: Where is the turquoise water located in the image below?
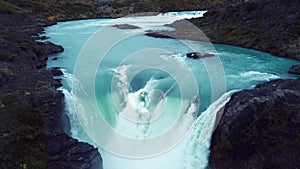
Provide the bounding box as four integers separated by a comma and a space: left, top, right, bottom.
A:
45, 11, 299, 169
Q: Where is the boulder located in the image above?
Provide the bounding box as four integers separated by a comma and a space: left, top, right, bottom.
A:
186, 52, 215, 59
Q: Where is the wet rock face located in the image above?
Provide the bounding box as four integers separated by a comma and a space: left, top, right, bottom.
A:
209, 79, 300, 169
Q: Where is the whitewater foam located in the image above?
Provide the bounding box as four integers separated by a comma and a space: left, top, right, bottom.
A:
110, 10, 206, 32
58, 69, 98, 145
182, 90, 238, 169
157, 11, 207, 19
240, 71, 280, 81
112, 65, 132, 106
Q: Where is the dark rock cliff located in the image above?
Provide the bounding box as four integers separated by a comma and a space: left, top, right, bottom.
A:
209, 79, 300, 169
190, 1, 300, 167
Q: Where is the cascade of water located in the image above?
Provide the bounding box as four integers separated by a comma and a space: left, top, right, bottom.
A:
44, 10, 299, 169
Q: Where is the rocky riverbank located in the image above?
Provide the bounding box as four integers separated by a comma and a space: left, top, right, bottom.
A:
190, 0, 300, 61
145, 0, 300, 72
209, 79, 300, 169
0, 1, 103, 168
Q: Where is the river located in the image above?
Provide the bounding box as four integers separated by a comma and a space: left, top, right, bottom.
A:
44, 11, 298, 169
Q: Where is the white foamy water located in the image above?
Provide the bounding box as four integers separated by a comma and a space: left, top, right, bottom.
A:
108, 10, 206, 31
239, 71, 280, 81
157, 10, 207, 19
101, 90, 236, 169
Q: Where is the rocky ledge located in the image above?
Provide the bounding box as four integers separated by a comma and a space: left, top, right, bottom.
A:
0, 1, 102, 169
146, 0, 300, 63
209, 79, 300, 169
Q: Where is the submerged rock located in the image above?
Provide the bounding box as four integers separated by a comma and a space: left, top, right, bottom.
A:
209, 79, 300, 169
